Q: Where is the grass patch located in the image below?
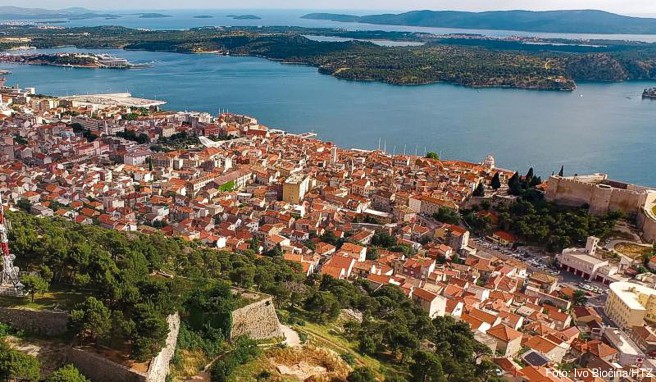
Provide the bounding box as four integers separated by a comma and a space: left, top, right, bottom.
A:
169, 348, 208, 381
295, 320, 383, 374
0, 287, 86, 311
280, 308, 392, 377
227, 354, 283, 382
615, 243, 652, 260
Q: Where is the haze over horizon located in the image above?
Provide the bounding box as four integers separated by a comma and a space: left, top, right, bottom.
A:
3, 1, 656, 16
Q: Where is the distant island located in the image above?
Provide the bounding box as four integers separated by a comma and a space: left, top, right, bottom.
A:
302, 10, 656, 34
227, 14, 261, 20
0, 6, 119, 20
137, 13, 172, 19
193, 15, 214, 19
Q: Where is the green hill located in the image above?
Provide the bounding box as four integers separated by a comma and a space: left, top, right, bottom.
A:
302, 10, 656, 34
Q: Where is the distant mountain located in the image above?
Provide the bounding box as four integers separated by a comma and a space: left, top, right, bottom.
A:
0, 6, 118, 20
302, 10, 656, 34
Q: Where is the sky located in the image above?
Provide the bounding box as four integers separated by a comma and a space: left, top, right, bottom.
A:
4, 1, 656, 15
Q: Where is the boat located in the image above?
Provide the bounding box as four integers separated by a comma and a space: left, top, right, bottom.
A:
643, 87, 656, 99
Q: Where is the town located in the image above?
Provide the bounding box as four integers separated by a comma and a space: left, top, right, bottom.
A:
0, 85, 656, 382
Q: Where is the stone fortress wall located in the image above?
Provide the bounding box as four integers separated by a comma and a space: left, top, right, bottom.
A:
230, 296, 283, 340
638, 205, 656, 243
67, 348, 147, 382
0, 295, 284, 381
145, 313, 180, 382
546, 174, 656, 242
70, 313, 180, 382
0, 307, 68, 336
0, 308, 180, 382
545, 174, 652, 215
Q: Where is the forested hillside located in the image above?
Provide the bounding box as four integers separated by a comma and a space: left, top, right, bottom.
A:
5, 211, 502, 381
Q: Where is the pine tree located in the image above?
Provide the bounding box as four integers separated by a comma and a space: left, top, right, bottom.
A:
558, 165, 564, 177
491, 172, 501, 190
508, 172, 522, 196
525, 167, 534, 181
473, 182, 485, 197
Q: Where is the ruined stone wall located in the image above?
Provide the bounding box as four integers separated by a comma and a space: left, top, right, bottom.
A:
146, 313, 180, 382
0, 307, 68, 336
67, 348, 147, 382
67, 312, 180, 382
230, 297, 283, 340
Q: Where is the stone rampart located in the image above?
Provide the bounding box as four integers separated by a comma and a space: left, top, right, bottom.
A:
546, 175, 648, 216
230, 297, 283, 340
638, 208, 656, 243
146, 313, 180, 382
68, 313, 180, 382
0, 307, 68, 336
67, 348, 146, 382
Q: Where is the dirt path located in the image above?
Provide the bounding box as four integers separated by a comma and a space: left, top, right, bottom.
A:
282, 325, 301, 347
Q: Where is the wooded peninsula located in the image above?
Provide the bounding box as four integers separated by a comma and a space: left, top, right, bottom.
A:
1, 25, 656, 90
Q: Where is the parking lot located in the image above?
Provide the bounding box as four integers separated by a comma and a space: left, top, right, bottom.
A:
472, 236, 610, 309
471, 237, 560, 276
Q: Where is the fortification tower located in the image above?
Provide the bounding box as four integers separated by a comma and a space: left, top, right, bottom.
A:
0, 197, 24, 296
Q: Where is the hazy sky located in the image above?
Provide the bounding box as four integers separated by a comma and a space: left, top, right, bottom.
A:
6, 1, 656, 15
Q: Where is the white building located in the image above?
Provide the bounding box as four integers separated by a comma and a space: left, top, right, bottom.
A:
556, 236, 625, 284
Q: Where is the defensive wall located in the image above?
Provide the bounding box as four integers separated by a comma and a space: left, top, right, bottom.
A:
638, 205, 656, 243
546, 174, 656, 243
0, 307, 180, 382
67, 348, 147, 382
0, 307, 68, 336
546, 174, 656, 217
0, 293, 284, 380
230, 295, 283, 340
68, 313, 180, 382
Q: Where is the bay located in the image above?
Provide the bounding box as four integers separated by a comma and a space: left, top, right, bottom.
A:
1, 47, 655, 186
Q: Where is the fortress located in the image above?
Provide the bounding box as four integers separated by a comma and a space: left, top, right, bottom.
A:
546, 174, 656, 242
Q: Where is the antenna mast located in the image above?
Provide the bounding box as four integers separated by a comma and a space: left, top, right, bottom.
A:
0, 196, 23, 296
